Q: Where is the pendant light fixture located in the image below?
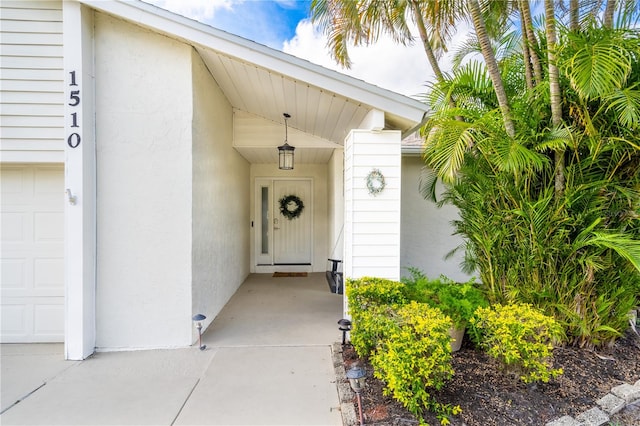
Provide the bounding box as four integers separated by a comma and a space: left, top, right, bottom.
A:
278, 113, 294, 170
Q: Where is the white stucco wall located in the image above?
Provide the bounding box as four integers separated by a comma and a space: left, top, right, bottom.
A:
327, 149, 344, 261
250, 163, 328, 272
94, 13, 193, 349
400, 155, 472, 282
191, 49, 250, 333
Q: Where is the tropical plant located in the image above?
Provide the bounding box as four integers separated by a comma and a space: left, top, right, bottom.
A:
419, 5, 640, 348
402, 268, 488, 329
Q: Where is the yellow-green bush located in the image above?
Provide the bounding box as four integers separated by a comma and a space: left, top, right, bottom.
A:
346, 277, 407, 312
346, 277, 408, 357
470, 303, 564, 383
371, 302, 460, 425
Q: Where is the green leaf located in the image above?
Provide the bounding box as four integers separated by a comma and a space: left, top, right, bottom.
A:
564, 38, 632, 100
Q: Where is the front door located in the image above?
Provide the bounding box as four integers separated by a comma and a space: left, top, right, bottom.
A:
255, 179, 312, 267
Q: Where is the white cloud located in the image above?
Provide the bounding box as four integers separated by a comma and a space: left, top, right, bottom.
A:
283, 20, 473, 99
282, 20, 431, 99
144, 0, 236, 22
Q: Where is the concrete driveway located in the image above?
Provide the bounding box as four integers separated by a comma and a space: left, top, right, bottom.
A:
1, 273, 345, 425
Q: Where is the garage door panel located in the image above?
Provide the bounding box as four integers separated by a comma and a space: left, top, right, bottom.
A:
1, 164, 64, 343
1, 304, 30, 336
34, 257, 64, 288
34, 304, 65, 335
1, 258, 27, 288
1, 212, 27, 242
34, 211, 64, 241
1, 168, 30, 202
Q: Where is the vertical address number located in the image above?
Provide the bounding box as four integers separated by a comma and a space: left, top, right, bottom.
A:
67, 71, 81, 148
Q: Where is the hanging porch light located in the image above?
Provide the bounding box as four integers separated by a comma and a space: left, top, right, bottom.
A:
278, 113, 295, 170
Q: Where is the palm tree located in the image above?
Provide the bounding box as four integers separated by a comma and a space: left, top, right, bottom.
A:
544, 0, 566, 195
466, 0, 516, 137
519, 0, 543, 85
423, 12, 640, 346
604, 0, 617, 28
310, 0, 451, 85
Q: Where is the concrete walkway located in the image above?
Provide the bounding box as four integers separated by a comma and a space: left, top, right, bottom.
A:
1, 273, 345, 425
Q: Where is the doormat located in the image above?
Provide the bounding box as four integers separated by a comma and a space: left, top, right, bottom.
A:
273, 272, 308, 277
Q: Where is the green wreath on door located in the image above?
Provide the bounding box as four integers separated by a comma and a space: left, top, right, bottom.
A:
279, 194, 305, 220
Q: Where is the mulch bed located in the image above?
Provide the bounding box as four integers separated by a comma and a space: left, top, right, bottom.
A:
342, 329, 640, 425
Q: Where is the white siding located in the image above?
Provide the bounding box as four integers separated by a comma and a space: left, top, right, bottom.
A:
344, 130, 401, 280
0, 0, 64, 156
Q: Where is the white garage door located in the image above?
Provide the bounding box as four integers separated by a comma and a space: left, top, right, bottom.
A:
1, 164, 65, 342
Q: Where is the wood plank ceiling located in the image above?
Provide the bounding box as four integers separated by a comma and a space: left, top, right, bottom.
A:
198, 47, 375, 164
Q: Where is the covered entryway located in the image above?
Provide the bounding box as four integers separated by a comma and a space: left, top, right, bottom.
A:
1, 164, 65, 343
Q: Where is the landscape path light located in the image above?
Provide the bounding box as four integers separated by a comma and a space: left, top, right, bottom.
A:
192, 314, 207, 350
346, 365, 366, 425
338, 318, 352, 346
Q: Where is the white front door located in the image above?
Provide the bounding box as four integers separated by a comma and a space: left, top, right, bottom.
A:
273, 180, 311, 264
255, 179, 312, 268
1, 164, 65, 343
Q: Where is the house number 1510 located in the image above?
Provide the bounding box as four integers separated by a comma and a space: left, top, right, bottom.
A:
67, 70, 81, 148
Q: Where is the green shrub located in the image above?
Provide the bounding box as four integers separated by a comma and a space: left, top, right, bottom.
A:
402, 269, 488, 329
347, 276, 407, 311
471, 303, 564, 383
346, 277, 408, 357
371, 301, 461, 425
349, 305, 398, 357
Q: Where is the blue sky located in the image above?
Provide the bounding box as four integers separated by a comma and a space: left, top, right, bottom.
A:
146, 0, 313, 49
144, 0, 443, 98
210, 0, 312, 48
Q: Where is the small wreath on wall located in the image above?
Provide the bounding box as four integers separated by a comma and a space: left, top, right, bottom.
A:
366, 168, 386, 196
279, 194, 305, 220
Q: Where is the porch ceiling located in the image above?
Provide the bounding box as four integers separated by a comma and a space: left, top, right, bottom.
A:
197, 47, 393, 164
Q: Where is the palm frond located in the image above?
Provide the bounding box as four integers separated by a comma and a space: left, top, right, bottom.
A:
604, 85, 640, 128
418, 166, 438, 202
561, 29, 633, 100
423, 119, 476, 183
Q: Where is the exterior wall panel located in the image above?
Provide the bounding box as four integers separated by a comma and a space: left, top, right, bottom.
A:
344, 130, 401, 281
0, 0, 64, 156
94, 12, 193, 350
400, 155, 472, 282
327, 149, 344, 261
191, 48, 250, 335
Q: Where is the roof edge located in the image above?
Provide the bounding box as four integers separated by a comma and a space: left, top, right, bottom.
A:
78, 0, 429, 125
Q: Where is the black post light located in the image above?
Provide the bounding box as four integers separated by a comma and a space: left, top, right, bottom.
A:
278, 113, 295, 170
346, 365, 366, 425
338, 318, 352, 346
192, 314, 207, 350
